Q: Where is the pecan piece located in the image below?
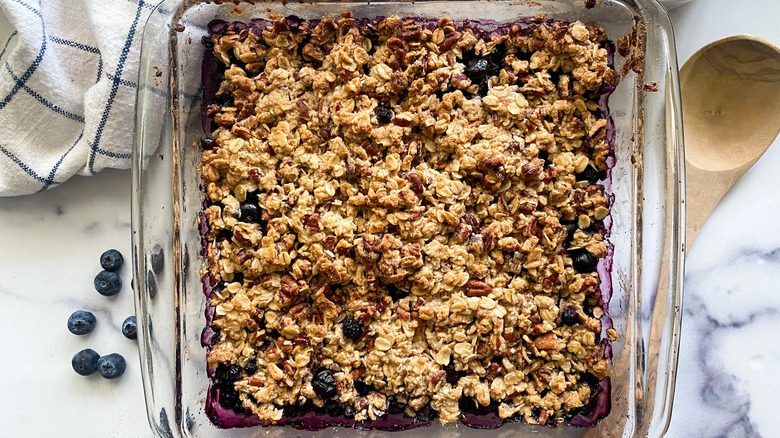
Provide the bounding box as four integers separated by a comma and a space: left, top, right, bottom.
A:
430, 369, 446, 385
452, 222, 472, 241
521, 158, 544, 180
438, 31, 461, 53
463, 213, 480, 229
306, 213, 321, 233
407, 171, 425, 195
465, 279, 492, 297
479, 152, 505, 169
534, 333, 558, 350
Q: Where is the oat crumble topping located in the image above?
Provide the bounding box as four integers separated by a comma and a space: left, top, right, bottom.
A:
200, 13, 616, 427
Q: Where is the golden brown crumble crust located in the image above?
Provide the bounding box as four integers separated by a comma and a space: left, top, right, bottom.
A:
201, 13, 615, 426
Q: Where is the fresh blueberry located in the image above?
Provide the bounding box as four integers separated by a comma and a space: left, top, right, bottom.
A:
341, 316, 362, 340
151, 244, 164, 274
97, 353, 126, 379
239, 203, 261, 223
100, 249, 124, 272
67, 310, 96, 335
94, 270, 122, 296
375, 106, 393, 124
122, 316, 137, 340
560, 306, 580, 326
576, 165, 605, 184
312, 368, 337, 398
71, 349, 100, 376
570, 249, 598, 273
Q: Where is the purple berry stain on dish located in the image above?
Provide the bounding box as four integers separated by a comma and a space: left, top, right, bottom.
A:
200, 15, 618, 431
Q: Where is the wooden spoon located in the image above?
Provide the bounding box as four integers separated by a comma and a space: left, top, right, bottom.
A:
681, 35, 780, 252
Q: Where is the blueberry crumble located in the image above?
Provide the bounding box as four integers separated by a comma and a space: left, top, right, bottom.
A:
200, 13, 616, 429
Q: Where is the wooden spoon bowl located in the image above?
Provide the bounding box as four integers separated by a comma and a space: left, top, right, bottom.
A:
681, 35, 780, 251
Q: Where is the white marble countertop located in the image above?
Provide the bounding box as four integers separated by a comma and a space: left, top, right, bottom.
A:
1, 0, 779, 436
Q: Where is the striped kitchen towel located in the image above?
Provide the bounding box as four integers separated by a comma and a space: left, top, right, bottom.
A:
0, 0, 163, 196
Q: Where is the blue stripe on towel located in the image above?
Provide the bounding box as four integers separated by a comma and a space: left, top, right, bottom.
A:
0, 0, 46, 111
87, 0, 145, 171
5, 65, 86, 123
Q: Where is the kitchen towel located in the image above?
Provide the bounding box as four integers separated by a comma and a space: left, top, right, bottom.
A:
0, 0, 161, 196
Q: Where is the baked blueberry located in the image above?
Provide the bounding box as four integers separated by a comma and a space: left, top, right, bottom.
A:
414, 405, 437, 422
208, 19, 227, 35
324, 399, 347, 416
99, 249, 124, 272
312, 368, 337, 398
445, 361, 465, 385
570, 249, 599, 273
375, 106, 393, 124
560, 306, 580, 326
576, 165, 605, 184
283, 403, 303, 418
122, 316, 137, 340
71, 349, 100, 376
227, 364, 242, 381
354, 380, 373, 396
530, 406, 542, 421
219, 387, 240, 409
388, 397, 407, 414
458, 396, 478, 413
465, 58, 490, 83
239, 203, 260, 223
341, 316, 362, 340
67, 310, 96, 335
97, 353, 126, 379
214, 363, 231, 382
244, 359, 258, 376
94, 271, 121, 296
201, 137, 216, 149
387, 284, 408, 301
151, 244, 164, 274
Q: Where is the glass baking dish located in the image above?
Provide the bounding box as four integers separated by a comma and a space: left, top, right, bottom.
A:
131, 0, 685, 437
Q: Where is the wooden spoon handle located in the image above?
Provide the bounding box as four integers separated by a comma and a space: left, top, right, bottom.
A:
685, 163, 746, 252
